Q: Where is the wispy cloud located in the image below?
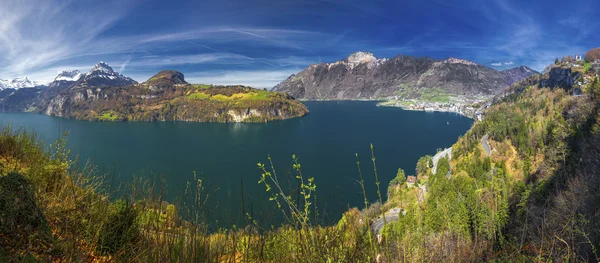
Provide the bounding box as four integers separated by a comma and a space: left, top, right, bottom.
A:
0, 0, 138, 79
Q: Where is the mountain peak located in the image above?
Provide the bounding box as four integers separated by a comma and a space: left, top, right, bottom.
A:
0, 77, 41, 89
80, 62, 137, 86
90, 61, 115, 74
345, 51, 377, 64
54, 70, 83, 82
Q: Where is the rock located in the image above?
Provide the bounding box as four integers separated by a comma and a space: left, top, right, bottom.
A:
542, 67, 581, 89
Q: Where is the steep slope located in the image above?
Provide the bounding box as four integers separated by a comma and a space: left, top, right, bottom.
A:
273, 52, 523, 100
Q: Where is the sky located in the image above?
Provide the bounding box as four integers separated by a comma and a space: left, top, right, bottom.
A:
0, 0, 599, 88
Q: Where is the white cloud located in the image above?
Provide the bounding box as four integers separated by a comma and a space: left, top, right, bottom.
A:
504, 61, 513, 65
491, 62, 503, 66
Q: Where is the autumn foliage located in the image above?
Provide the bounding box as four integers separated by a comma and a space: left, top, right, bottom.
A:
584, 47, 600, 62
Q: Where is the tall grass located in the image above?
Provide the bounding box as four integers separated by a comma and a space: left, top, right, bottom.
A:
0, 126, 392, 262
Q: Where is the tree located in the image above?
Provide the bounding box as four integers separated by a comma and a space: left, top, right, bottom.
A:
584, 47, 600, 63
396, 168, 406, 184
555, 58, 560, 65
416, 155, 433, 177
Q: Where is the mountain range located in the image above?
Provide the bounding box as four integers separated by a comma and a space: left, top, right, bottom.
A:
0, 77, 46, 90
273, 51, 539, 100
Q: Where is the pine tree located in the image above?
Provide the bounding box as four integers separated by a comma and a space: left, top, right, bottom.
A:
555, 58, 560, 65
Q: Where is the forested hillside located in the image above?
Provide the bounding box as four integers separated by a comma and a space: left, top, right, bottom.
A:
382, 58, 600, 261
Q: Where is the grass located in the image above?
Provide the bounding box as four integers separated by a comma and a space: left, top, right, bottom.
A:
148, 76, 166, 82
187, 92, 210, 99
187, 90, 271, 102
97, 111, 120, 121
190, 84, 212, 89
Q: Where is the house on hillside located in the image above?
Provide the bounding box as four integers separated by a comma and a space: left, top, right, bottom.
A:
406, 176, 417, 187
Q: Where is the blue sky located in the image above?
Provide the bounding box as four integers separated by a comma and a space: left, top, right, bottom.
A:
0, 0, 598, 87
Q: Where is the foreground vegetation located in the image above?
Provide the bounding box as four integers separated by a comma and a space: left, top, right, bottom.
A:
2, 58, 600, 262
0, 127, 379, 262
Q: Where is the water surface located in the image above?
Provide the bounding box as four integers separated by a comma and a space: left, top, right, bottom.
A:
0, 101, 472, 227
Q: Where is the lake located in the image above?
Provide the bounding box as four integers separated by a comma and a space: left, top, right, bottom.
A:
0, 101, 472, 228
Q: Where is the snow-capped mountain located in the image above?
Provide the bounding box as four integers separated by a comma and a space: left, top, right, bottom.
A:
0, 77, 46, 90
79, 62, 137, 86
54, 70, 83, 82
47, 62, 137, 91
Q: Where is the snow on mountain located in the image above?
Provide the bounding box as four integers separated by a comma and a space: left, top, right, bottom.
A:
0, 77, 46, 90
47, 62, 137, 89
54, 70, 83, 82
81, 62, 137, 86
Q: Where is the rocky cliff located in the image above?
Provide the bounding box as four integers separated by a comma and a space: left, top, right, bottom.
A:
273, 51, 538, 100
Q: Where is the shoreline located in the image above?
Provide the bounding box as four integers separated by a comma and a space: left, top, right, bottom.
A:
376, 101, 475, 119
296, 98, 482, 119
